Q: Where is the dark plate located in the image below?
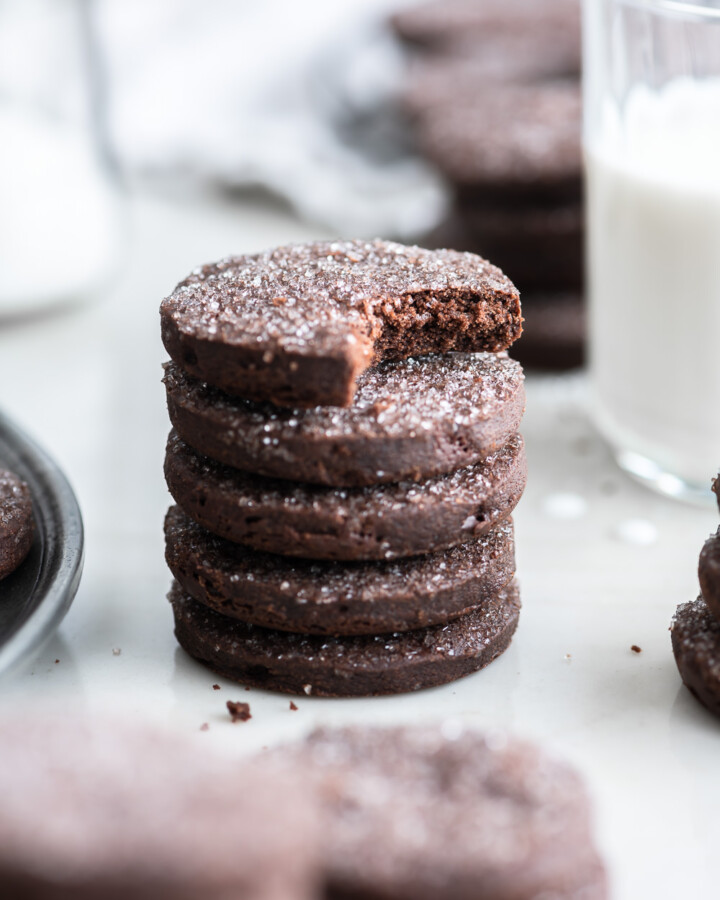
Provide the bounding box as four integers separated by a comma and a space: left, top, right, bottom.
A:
0, 410, 83, 675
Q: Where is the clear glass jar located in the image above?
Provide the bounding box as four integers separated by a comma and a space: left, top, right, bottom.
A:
583, 0, 720, 502
0, 0, 125, 319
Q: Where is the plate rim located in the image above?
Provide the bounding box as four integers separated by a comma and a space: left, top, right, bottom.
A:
0, 410, 84, 676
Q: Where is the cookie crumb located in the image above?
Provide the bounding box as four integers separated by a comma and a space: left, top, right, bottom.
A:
631, 644, 642, 653
227, 700, 252, 723
54, 659, 59, 664
212, 683, 220, 690
200, 723, 209, 731
564, 653, 572, 662
289, 701, 298, 711
112, 648, 122, 656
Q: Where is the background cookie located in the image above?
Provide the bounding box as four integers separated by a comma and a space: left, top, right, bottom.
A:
671, 597, 720, 718
160, 240, 521, 408
164, 431, 526, 560
0, 716, 320, 900
0, 469, 34, 581
283, 724, 607, 900
170, 579, 521, 697
165, 506, 515, 635
164, 352, 525, 487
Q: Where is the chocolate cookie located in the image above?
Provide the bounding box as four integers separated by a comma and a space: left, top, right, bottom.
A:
164, 431, 526, 561
287, 725, 607, 900
170, 579, 521, 697
164, 352, 525, 487
0, 469, 34, 581
671, 597, 720, 718
392, 0, 580, 55
425, 204, 583, 293
165, 505, 515, 635
699, 528, 720, 623
160, 240, 522, 409
713, 474, 719, 512
0, 717, 320, 900
415, 83, 582, 204
510, 294, 585, 371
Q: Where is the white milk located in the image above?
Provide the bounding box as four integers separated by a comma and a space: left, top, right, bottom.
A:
586, 78, 720, 491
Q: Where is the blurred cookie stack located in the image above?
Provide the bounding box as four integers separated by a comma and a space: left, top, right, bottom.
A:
160, 239, 528, 697
392, 0, 585, 370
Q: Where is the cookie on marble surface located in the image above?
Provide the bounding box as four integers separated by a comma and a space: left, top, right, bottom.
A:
509, 293, 585, 371
0, 716, 320, 900
164, 505, 515, 635
0, 469, 34, 581
163, 352, 525, 487
169, 579, 521, 697
281, 724, 607, 900
699, 528, 720, 623
160, 240, 521, 409
415, 83, 582, 203
671, 597, 720, 718
164, 431, 526, 561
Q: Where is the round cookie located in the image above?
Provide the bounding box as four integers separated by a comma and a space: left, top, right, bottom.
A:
0, 469, 34, 581
415, 83, 582, 203
510, 294, 585, 371
0, 716, 320, 900
164, 431, 526, 561
169, 579, 521, 697
164, 352, 525, 487
699, 528, 720, 622
391, 0, 580, 55
425, 204, 583, 293
671, 597, 720, 718
165, 505, 516, 635
287, 725, 607, 900
160, 240, 522, 409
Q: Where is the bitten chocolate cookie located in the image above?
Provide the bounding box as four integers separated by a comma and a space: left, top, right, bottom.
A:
0, 469, 34, 581
164, 352, 525, 487
170, 579, 521, 697
160, 240, 521, 409
165, 505, 515, 635
671, 597, 720, 718
286, 725, 607, 900
510, 293, 585, 371
699, 528, 720, 622
164, 431, 526, 561
0, 717, 320, 900
415, 83, 582, 203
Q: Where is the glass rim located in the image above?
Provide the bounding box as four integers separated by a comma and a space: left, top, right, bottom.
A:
617, 0, 720, 20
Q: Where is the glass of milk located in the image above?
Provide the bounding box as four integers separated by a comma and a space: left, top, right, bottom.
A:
0, 0, 125, 319
584, 0, 720, 502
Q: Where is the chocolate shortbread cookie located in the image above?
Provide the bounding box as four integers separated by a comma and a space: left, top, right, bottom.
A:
170, 579, 521, 697
164, 352, 525, 487
699, 528, 720, 623
160, 240, 521, 409
165, 505, 515, 635
671, 597, 720, 719
164, 431, 526, 561
0, 717, 320, 900
288, 725, 607, 900
0, 469, 34, 581
415, 83, 582, 203
510, 294, 585, 371
426, 204, 583, 293
392, 0, 580, 55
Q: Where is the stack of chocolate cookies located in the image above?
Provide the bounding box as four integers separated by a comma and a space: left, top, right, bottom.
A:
671, 478, 720, 717
391, 0, 585, 370
160, 239, 527, 697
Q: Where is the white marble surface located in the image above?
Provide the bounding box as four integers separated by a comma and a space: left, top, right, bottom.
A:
1, 190, 718, 900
